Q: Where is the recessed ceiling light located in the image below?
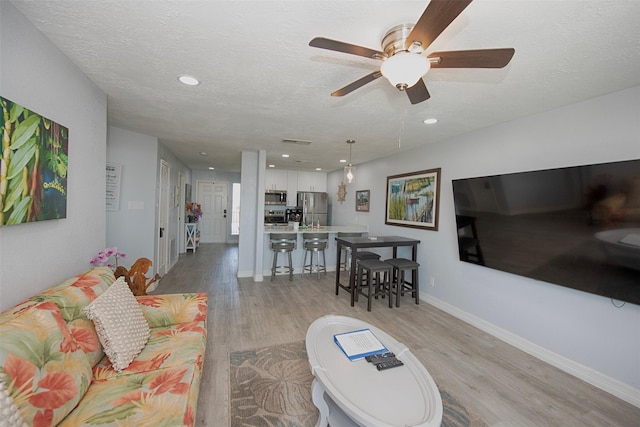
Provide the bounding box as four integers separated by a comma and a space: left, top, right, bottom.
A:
208, 167, 215, 170
178, 75, 200, 86
282, 154, 290, 158
316, 168, 322, 171
340, 159, 347, 163
200, 151, 207, 156
268, 164, 275, 168
423, 118, 438, 125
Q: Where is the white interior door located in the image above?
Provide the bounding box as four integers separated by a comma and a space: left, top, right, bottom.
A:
197, 180, 228, 243
158, 160, 170, 275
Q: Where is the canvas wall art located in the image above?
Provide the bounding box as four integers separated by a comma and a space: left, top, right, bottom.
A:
0, 97, 68, 226
386, 168, 441, 231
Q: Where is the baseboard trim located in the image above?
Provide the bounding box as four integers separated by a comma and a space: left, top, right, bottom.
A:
423, 294, 640, 408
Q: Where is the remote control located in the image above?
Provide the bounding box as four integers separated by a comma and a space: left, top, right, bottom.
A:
365, 352, 395, 364
376, 358, 404, 371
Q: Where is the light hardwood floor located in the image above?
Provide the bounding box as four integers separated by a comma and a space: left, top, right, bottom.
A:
152, 243, 639, 426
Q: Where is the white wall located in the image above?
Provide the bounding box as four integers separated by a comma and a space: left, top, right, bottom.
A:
0, 2, 108, 310
106, 126, 157, 270
329, 86, 640, 402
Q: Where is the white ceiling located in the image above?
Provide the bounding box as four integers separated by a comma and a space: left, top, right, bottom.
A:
10, 0, 640, 173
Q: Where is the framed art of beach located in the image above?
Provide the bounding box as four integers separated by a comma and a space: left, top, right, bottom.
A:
385, 168, 441, 231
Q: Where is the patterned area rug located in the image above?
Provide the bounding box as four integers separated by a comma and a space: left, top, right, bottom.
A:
229, 341, 486, 427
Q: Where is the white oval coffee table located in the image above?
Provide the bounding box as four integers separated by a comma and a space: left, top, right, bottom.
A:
306, 315, 443, 427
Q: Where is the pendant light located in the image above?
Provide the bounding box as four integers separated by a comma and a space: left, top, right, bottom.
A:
344, 140, 356, 183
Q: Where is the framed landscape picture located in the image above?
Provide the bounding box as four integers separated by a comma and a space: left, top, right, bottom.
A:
385, 168, 441, 231
355, 190, 370, 212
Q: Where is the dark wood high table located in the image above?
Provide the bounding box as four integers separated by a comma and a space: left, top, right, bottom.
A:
335, 235, 420, 307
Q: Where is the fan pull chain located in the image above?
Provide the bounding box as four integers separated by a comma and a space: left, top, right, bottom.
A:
398, 106, 406, 148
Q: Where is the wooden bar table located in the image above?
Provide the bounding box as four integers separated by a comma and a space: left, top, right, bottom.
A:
335, 235, 420, 306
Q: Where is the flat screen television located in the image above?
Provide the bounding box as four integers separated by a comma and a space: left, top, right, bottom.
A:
452, 159, 640, 305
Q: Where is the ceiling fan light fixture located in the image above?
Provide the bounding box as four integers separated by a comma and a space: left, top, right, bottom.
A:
380, 52, 430, 90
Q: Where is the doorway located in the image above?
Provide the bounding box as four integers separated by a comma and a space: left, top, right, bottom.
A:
197, 180, 228, 243
157, 160, 170, 275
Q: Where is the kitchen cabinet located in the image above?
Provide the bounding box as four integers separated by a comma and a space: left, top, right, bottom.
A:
265, 169, 288, 191
287, 171, 298, 202
297, 171, 327, 192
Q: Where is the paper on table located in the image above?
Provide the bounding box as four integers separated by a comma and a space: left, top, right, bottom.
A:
333, 328, 388, 361
619, 233, 640, 247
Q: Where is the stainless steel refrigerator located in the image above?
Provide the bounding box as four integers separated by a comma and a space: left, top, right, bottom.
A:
297, 192, 328, 226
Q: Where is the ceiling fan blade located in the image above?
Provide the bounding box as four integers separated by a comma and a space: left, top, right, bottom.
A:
406, 0, 473, 51
331, 71, 382, 97
405, 79, 431, 105
310, 37, 384, 60
429, 48, 515, 68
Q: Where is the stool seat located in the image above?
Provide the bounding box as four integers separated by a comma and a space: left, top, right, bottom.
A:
356, 259, 393, 311
386, 257, 420, 307
303, 232, 328, 279
270, 233, 296, 281
386, 258, 419, 269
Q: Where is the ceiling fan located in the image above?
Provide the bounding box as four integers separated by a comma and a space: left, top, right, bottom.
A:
309, 0, 515, 105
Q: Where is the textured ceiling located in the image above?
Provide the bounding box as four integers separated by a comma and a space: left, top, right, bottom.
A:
10, 0, 640, 172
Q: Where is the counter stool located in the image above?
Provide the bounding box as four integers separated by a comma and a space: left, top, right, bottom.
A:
337, 232, 363, 270
270, 233, 297, 281
387, 258, 420, 307
303, 232, 329, 279
355, 259, 393, 311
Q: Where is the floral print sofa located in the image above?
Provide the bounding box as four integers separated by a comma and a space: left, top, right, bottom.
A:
0, 267, 208, 426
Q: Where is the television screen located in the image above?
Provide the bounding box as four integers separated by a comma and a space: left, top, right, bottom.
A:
452, 159, 640, 305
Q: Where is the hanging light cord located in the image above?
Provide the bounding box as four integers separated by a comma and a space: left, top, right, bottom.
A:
398, 106, 407, 149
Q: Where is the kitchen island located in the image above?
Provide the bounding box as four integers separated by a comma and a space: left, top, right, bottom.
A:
263, 225, 368, 277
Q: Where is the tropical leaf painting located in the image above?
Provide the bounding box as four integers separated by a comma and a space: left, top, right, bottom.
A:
0, 96, 68, 226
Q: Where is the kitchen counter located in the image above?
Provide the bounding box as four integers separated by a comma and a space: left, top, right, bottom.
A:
264, 225, 368, 234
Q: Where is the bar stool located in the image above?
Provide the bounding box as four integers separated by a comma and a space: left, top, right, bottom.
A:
270, 233, 297, 281
302, 232, 328, 279
355, 259, 393, 311
387, 258, 420, 307
337, 232, 363, 270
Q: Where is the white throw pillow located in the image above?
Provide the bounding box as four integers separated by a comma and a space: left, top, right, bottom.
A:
83, 277, 150, 371
0, 380, 27, 427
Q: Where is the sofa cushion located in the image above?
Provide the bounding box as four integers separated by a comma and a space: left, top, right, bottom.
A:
0, 302, 93, 426
83, 277, 150, 372
93, 320, 206, 381
58, 364, 201, 427
0, 267, 114, 368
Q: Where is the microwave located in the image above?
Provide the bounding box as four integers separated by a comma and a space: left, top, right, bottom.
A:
265, 190, 287, 205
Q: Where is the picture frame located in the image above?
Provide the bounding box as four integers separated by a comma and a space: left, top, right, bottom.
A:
385, 168, 441, 231
355, 190, 370, 212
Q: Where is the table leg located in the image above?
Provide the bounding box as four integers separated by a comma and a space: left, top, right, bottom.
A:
335, 242, 342, 295
311, 379, 330, 427
349, 248, 357, 307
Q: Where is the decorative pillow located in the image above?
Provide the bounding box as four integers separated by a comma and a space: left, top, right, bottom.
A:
0, 303, 93, 426
82, 277, 150, 372
0, 380, 26, 427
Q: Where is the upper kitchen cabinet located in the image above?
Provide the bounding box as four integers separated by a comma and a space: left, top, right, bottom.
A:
287, 171, 298, 201
297, 171, 327, 192
265, 169, 288, 191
